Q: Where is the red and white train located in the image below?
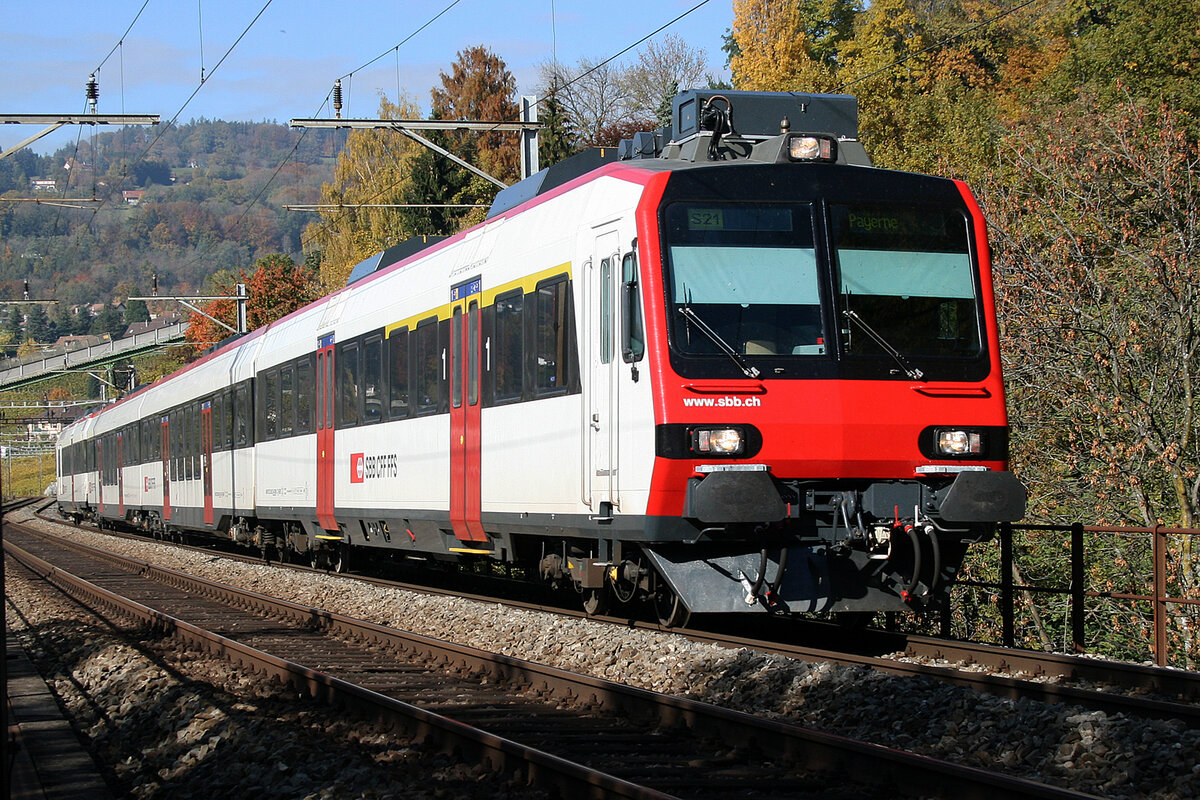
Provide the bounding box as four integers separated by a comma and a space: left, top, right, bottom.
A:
57, 91, 1025, 625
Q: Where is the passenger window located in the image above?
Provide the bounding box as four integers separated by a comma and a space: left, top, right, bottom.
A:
340, 343, 361, 427
184, 407, 194, 479
535, 279, 569, 394
264, 371, 278, 440
388, 329, 409, 419
415, 318, 439, 415
296, 358, 313, 433
494, 291, 523, 402
363, 336, 383, 423
280, 366, 295, 437
234, 384, 249, 447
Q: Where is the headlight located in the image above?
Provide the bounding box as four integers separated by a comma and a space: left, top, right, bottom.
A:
937, 429, 983, 456
787, 134, 836, 162
694, 427, 745, 455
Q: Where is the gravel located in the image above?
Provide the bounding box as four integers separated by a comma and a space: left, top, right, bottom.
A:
4, 564, 547, 800
9, 506, 1200, 799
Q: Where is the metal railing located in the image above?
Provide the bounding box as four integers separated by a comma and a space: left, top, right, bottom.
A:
0, 321, 189, 390
952, 523, 1200, 667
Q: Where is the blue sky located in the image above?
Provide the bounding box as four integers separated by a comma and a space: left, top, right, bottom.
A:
1, 0, 733, 156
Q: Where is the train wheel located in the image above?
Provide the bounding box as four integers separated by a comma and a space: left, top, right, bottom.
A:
582, 587, 610, 617
653, 582, 691, 629
330, 545, 348, 573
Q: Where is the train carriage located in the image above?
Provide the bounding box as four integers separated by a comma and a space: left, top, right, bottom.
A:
58, 90, 1025, 623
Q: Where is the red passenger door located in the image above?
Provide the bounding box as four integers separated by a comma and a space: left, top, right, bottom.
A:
449, 278, 485, 543
316, 334, 338, 531
201, 400, 214, 526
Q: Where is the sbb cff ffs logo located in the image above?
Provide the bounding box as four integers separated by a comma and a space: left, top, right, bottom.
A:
350, 453, 399, 483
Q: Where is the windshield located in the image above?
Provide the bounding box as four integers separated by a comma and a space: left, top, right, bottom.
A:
665, 203, 826, 359
833, 204, 981, 360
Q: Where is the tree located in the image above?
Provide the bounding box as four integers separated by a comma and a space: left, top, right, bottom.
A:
3, 307, 24, 352
52, 302, 77, 340
537, 85, 580, 167
621, 34, 710, 121
305, 94, 424, 288
430, 46, 521, 185
23, 304, 50, 343
1051, 0, 1200, 130
183, 253, 323, 349
124, 297, 150, 325
539, 57, 634, 146
728, 0, 858, 92
396, 125, 474, 236
91, 304, 126, 339
243, 253, 322, 330
984, 97, 1200, 530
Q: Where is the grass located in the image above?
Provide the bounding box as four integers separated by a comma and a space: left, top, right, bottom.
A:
1, 452, 57, 500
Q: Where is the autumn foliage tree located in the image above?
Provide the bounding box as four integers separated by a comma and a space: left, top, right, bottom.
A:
431, 45, 521, 185
184, 253, 322, 349
728, 0, 855, 92
304, 95, 424, 287
973, 97, 1200, 663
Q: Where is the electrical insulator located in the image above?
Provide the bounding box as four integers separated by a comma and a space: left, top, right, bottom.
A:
86, 73, 99, 113
151, 274, 158, 296
23, 280, 30, 300
333, 79, 343, 119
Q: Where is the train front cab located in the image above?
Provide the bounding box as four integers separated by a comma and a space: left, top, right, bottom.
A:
618, 155, 1026, 619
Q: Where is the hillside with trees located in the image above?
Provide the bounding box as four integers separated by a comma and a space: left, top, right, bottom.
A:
0, 119, 345, 307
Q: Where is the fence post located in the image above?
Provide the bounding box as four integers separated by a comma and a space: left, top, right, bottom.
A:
1000, 522, 1014, 648
1071, 522, 1085, 653
1153, 524, 1168, 667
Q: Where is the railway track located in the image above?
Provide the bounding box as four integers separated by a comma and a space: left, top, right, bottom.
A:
28, 501, 1200, 730
4, 518, 1096, 800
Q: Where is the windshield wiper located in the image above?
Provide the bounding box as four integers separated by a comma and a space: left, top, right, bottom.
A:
843, 309, 925, 381
679, 305, 761, 379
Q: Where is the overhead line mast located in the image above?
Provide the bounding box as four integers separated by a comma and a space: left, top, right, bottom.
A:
1, 74, 159, 161
292, 93, 543, 184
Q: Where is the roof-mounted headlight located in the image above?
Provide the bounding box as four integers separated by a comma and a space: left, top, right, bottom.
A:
787, 134, 836, 162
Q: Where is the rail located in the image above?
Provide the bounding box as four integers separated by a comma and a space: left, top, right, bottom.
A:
4, 521, 1102, 800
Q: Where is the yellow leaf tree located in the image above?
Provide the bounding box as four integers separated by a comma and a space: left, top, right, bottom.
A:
729, 0, 858, 93
304, 94, 424, 288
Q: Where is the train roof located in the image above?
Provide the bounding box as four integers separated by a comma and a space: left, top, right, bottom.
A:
488, 89, 869, 220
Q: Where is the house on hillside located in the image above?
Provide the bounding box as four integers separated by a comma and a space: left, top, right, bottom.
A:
31, 179, 57, 193
54, 334, 102, 350
122, 190, 146, 205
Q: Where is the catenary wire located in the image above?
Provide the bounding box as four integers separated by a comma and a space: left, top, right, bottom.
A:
87, 0, 275, 225
93, 0, 151, 74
